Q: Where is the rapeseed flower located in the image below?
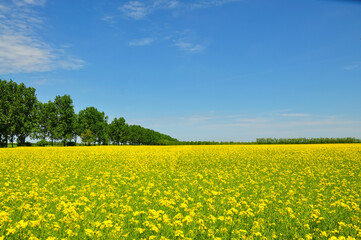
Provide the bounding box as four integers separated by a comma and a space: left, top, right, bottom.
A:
0, 144, 360, 239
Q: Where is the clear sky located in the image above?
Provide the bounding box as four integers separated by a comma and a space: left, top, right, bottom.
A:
1, 0, 360, 141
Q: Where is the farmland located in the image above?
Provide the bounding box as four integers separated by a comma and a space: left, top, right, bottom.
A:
0, 144, 360, 239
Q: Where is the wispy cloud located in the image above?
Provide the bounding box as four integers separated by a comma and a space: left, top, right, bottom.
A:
120, 1, 150, 20
129, 112, 361, 141
112, 0, 241, 53
153, 0, 179, 9
344, 61, 361, 70
100, 15, 117, 24
279, 113, 310, 117
0, 34, 53, 73
0, 0, 84, 74
129, 37, 156, 46
112, 0, 242, 53
189, 0, 242, 10
171, 29, 206, 53
119, 0, 239, 20
173, 41, 205, 53
12, 0, 47, 6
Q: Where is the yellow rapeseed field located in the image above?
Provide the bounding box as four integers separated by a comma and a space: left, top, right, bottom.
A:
0, 144, 360, 240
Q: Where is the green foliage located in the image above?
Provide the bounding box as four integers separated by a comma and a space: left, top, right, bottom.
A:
54, 95, 76, 146
256, 137, 361, 144
81, 129, 95, 146
17, 142, 33, 146
36, 139, 49, 147
108, 117, 126, 145
78, 107, 108, 145
66, 141, 76, 146
32, 101, 57, 143
123, 124, 179, 145
0, 79, 37, 147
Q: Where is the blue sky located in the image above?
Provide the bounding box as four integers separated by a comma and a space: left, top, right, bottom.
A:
0, 0, 360, 141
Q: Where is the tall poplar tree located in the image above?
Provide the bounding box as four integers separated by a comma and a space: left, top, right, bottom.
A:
54, 95, 75, 146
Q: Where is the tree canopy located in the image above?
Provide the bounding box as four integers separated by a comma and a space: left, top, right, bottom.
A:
0, 78, 179, 147
0, 79, 37, 147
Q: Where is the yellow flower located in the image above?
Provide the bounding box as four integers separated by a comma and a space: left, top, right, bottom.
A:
306, 234, 313, 240
255, 232, 262, 237
175, 230, 185, 238
66, 229, 77, 237
28, 236, 39, 240
85, 229, 94, 237
6, 228, 16, 236
137, 228, 145, 234
150, 224, 160, 233
183, 215, 193, 224
16, 220, 28, 229
102, 219, 113, 228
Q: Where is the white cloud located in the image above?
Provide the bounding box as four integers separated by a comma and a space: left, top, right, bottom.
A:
120, 0, 179, 20
0, 1, 84, 74
153, 0, 179, 9
115, 0, 241, 53
174, 41, 205, 53
190, 0, 242, 10
120, 1, 150, 20
57, 57, 85, 70
12, 0, 47, 6
119, 0, 239, 20
0, 34, 53, 73
129, 37, 156, 46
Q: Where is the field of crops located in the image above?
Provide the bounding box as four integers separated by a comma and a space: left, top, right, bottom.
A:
0, 144, 360, 239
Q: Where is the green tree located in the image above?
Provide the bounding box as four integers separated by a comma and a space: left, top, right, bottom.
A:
72, 113, 81, 144
32, 100, 58, 146
33, 101, 48, 140
0, 79, 37, 147
80, 129, 95, 146
15, 83, 37, 146
7, 81, 18, 147
78, 107, 108, 145
108, 117, 126, 145
0, 79, 15, 147
54, 95, 75, 146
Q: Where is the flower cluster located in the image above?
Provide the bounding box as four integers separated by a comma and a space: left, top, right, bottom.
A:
0, 144, 360, 239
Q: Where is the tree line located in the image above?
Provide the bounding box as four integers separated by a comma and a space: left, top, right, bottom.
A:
0, 79, 178, 147
2, 79, 360, 147
256, 137, 361, 144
